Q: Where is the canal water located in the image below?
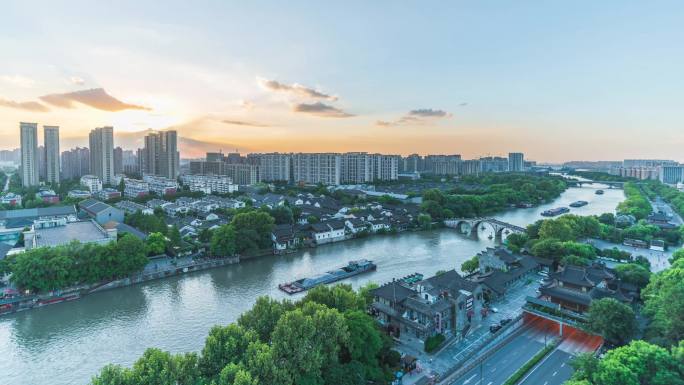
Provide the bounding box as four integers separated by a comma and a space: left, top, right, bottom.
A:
0, 185, 624, 385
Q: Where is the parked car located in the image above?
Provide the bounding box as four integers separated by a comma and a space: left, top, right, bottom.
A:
500, 318, 513, 326
490, 307, 499, 313
489, 324, 502, 333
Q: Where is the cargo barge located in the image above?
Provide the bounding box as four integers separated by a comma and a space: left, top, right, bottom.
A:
569, 200, 588, 208
541, 207, 570, 217
279, 259, 377, 294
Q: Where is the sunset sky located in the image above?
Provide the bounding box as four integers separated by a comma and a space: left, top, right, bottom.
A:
1, 1, 683, 161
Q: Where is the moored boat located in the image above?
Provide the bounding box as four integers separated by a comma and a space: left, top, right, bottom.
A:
541, 207, 570, 217
279, 259, 377, 294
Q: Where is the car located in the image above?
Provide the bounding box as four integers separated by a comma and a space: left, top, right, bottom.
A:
489, 324, 502, 333
500, 318, 513, 326
539, 279, 548, 285
537, 271, 549, 277
490, 307, 499, 313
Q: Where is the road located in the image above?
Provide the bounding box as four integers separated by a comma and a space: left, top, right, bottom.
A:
446, 323, 555, 385
517, 329, 603, 385
653, 196, 683, 225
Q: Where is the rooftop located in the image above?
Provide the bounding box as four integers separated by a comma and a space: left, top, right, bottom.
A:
34, 221, 112, 248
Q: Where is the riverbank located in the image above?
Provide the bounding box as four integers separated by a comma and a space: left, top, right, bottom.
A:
0, 256, 239, 317
0, 185, 626, 385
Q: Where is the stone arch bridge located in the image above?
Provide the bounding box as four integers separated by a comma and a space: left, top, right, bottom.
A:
444, 217, 526, 240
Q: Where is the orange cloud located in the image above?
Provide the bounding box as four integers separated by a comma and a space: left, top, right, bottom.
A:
0, 97, 50, 112
40, 88, 150, 112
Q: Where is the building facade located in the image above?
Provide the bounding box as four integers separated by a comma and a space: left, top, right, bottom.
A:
43, 125, 60, 184
292, 153, 341, 185
253, 153, 291, 182
61, 147, 90, 180
508, 152, 525, 172
89, 126, 115, 185
659, 165, 684, 185
20, 122, 39, 187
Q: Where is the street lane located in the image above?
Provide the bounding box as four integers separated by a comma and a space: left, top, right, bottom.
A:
446, 324, 555, 385
517, 349, 574, 385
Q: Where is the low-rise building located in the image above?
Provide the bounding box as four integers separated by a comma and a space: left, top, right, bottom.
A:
474, 247, 540, 298
67, 190, 92, 199
23, 219, 117, 250
97, 188, 122, 200
144, 175, 179, 196
271, 224, 299, 252
124, 178, 150, 199
180, 174, 237, 194
36, 189, 59, 204
0, 205, 77, 245
80, 175, 103, 193
0, 192, 22, 206
79, 199, 125, 225
115, 200, 154, 215
371, 270, 484, 340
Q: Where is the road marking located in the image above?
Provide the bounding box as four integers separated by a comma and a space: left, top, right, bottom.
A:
561, 362, 565, 368
553, 371, 558, 376
491, 367, 496, 373
543, 382, 548, 385
463, 374, 478, 384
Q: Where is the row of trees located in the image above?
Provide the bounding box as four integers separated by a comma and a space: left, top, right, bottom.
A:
647, 180, 684, 220
616, 182, 652, 220
1, 235, 148, 293
420, 174, 567, 220
91, 284, 401, 385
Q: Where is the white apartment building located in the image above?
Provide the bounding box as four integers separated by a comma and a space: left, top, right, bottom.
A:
372, 154, 399, 181
43, 125, 60, 184
20, 122, 39, 187
143, 175, 179, 196
124, 178, 150, 198
80, 175, 103, 193
181, 174, 238, 194
292, 153, 341, 185
254, 153, 291, 182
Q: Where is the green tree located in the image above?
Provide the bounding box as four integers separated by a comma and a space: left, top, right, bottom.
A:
461, 256, 479, 274
231, 211, 275, 254
586, 298, 637, 345
271, 309, 323, 385
210, 224, 236, 257
198, 324, 256, 379
238, 296, 294, 342
417, 213, 432, 230
145, 232, 167, 256
168, 225, 182, 248
344, 310, 384, 380
539, 219, 576, 241
614, 263, 651, 289
642, 260, 684, 345
269, 206, 294, 225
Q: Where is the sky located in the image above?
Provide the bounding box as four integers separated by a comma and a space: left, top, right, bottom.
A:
1, 1, 683, 162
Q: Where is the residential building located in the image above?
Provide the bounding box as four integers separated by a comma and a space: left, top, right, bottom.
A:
401, 154, 424, 173
423, 154, 461, 175
113, 146, 124, 175
373, 154, 400, 181
143, 175, 179, 196
89, 126, 115, 185
479, 156, 509, 173
124, 178, 150, 199
252, 153, 291, 182
458, 159, 482, 176
115, 200, 154, 215
97, 188, 122, 200
36, 189, 59, 204
80, 175, 103, 193
122, 149, 138, 175
37, 145, 46, 181
67, 190, 92, 199
206, 152, 225, 162
20, 122, 39, 187
371, 270, 484, 340
141, 130, 180, 179
474, 247, 540, 298
1, 193, 22, 206
61, 147, 90, 180
292, 153, 341, 185
223, 163, 259, 185
180, 174, 237, 194
341, 152, 374, 183
43, 125, 60, 183
79, 199, 125, 225
508, 152, 525, 172
623, 159, 678, 168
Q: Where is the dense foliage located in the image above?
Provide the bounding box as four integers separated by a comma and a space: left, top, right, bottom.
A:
566, 341, 684, 385
424, 333, 445, 353
91, 284, 401, 385
4, 234, 148, 292
642, 258, 684, 346
125, 211, 168, 235
420, 174, 567, 220
585, 298, 637, 346
616, 182, 652, 220
210, 211, 275, 256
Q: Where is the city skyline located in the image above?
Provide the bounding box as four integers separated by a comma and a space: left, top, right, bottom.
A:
2, 2, 684, 162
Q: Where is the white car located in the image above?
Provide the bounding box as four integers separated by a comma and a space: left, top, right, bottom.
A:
490, 307, 499, 313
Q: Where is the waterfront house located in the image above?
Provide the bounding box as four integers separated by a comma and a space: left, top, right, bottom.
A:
345, 218, 368, 234
539, 263, 637, 314
115, 200, 154, 215
371, 270, 484, 341
369, 218, 391, 233
272, 224, 299, 252
475, 247, 540, 299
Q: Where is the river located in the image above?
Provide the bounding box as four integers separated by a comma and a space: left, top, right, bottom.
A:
0, 184, 624, 385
